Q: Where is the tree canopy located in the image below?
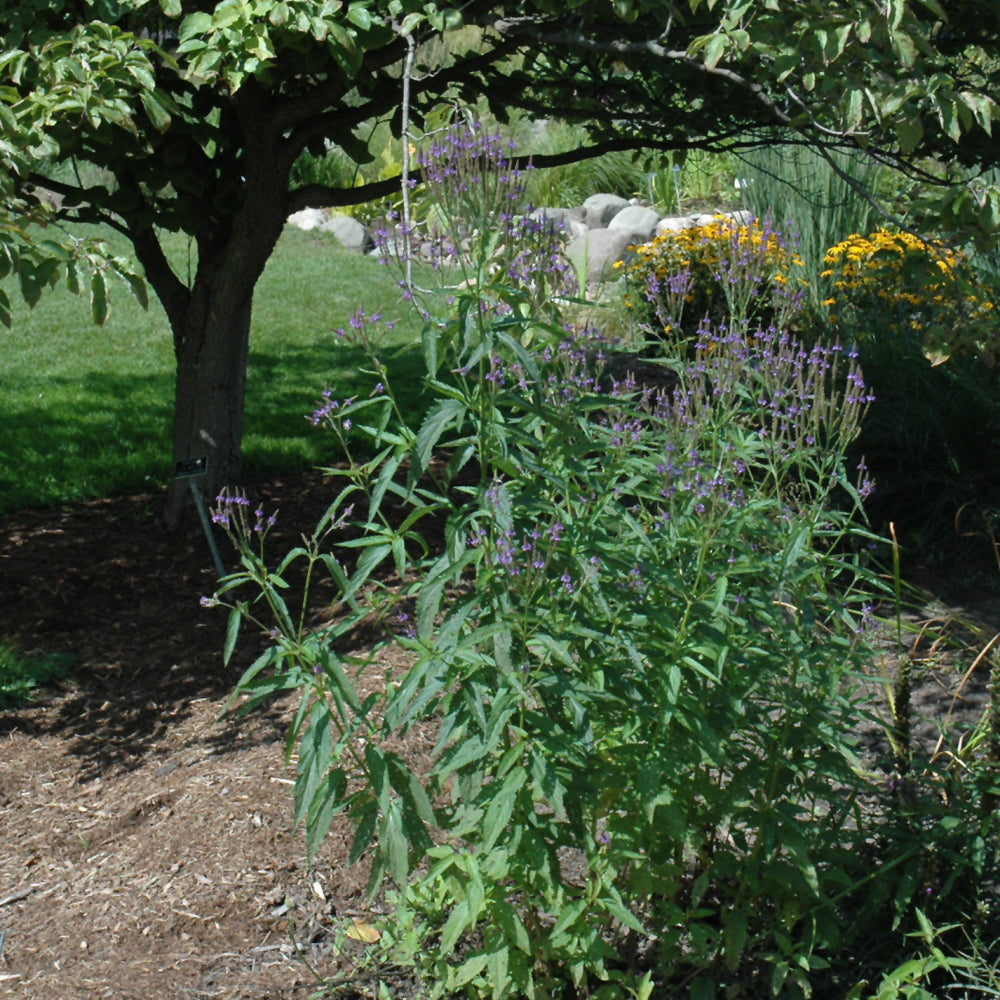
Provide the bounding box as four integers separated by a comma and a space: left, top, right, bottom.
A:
2, 0, 998, 523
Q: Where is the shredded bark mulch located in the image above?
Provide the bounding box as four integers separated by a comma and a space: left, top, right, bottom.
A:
2, 470, 999, 998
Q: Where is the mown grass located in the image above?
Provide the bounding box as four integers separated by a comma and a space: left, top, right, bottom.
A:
0, 640, 74, 709
0, 225, 426, 514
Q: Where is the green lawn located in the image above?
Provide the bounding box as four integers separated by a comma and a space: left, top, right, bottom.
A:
0, 226, 424, 514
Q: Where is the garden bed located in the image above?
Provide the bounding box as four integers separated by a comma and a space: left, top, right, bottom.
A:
1, 471, 998, 998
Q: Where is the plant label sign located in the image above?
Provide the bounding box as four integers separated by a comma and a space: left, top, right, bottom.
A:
174, 456, 209, 479
172, 456, 226, 577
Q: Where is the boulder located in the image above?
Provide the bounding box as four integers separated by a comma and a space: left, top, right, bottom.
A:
565, 228, 635, 287
318, 215, 374, 253
530, 207, 573, 232
655, 215, 702, 237
582, 193, 629, 229
608, 205, 661, 242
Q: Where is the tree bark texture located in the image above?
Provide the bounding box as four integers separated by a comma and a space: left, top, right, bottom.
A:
166, 292, 253, 528
150, 84, 293, 529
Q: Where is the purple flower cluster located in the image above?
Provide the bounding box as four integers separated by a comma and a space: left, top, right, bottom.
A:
333, 307, 397, 348
684, 323, 875, 463
311, 388, 357, 429
653, 442, 748, 518
374, 121, 577, 319
415, 121, 524, 217
473, 480, 586, 595
856, 459, 876, 501
212, 489, 277, 538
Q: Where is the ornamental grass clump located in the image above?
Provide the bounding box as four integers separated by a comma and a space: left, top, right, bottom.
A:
821, 228, 998, 363
619, 214, 807, 337
208, 119, 999, 999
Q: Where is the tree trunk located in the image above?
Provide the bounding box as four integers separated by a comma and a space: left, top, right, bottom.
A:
156, 214, 286, 530
139, 82, 294, 530
164, 292, 254, 529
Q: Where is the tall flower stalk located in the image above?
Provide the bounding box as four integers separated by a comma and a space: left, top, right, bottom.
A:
205, 118, 998, 999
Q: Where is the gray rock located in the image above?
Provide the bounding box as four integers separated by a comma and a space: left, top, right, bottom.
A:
318, 215, 374, 253
609, 205, 661, 242
582, 193, 629, 229
656, 215, 700, 237
529, 207, 572, 233
565, 228, 635, 286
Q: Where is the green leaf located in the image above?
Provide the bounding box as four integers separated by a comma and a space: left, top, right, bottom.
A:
416, 551, 451, 639
703, 33, 727, 70
159, 0, 182, 17
306, 769, 347, 860
896, 115, 924, 155
938, 98, 962, 143
124, 271, 149, 310
414, 397, 465, 477
845, 88, 864, 131
481, 767, 525, 853
892, 29, 917, 69
18, 261, 41, 309
327, 22, 362, 77
179, 11, 214, 40
141, 91, 172, 131
224, 605, 242, 665
422, 324, 439, 374
0, 287, 11, 329
318, 647, 362, 713
212, 2, 244, 30
773, 51, 798, 83
399, 11, 425, 35
486, 943, 509, 999
347, 4, 373, 31
90, 271, 109, 324
295, 701, 334, 832
959, 90, 995, 134
550, 897, 588, 939
380, 799, 409, 885
368, 451, 401, 521
494, 900, 531, 953
723, 908, 748, 971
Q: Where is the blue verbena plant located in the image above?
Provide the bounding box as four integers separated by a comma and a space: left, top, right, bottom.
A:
206, 120, 996, 998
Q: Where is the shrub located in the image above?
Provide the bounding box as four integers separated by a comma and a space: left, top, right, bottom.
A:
618, 215, 808, 339
0, 641, 73, 709
210, 119, 1000, 999
821, 228, 998, 364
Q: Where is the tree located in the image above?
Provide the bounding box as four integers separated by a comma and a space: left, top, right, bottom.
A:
2, 0, 997, 525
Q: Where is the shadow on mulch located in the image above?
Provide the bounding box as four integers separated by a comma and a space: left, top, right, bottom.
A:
0, 470, 346, 781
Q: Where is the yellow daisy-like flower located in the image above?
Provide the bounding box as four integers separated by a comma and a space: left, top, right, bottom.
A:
822, 227, 997, 358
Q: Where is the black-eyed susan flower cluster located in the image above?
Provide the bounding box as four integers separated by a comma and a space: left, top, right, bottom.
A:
618, 215, 807, 336
821, 229, 997, 362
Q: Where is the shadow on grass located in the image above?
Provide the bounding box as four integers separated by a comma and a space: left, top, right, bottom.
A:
0, 368, 175, 514
243, 336, 429, 475
0, 337, 429, 515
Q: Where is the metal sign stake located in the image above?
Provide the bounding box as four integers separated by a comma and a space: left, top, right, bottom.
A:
174, 456, 226, 579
